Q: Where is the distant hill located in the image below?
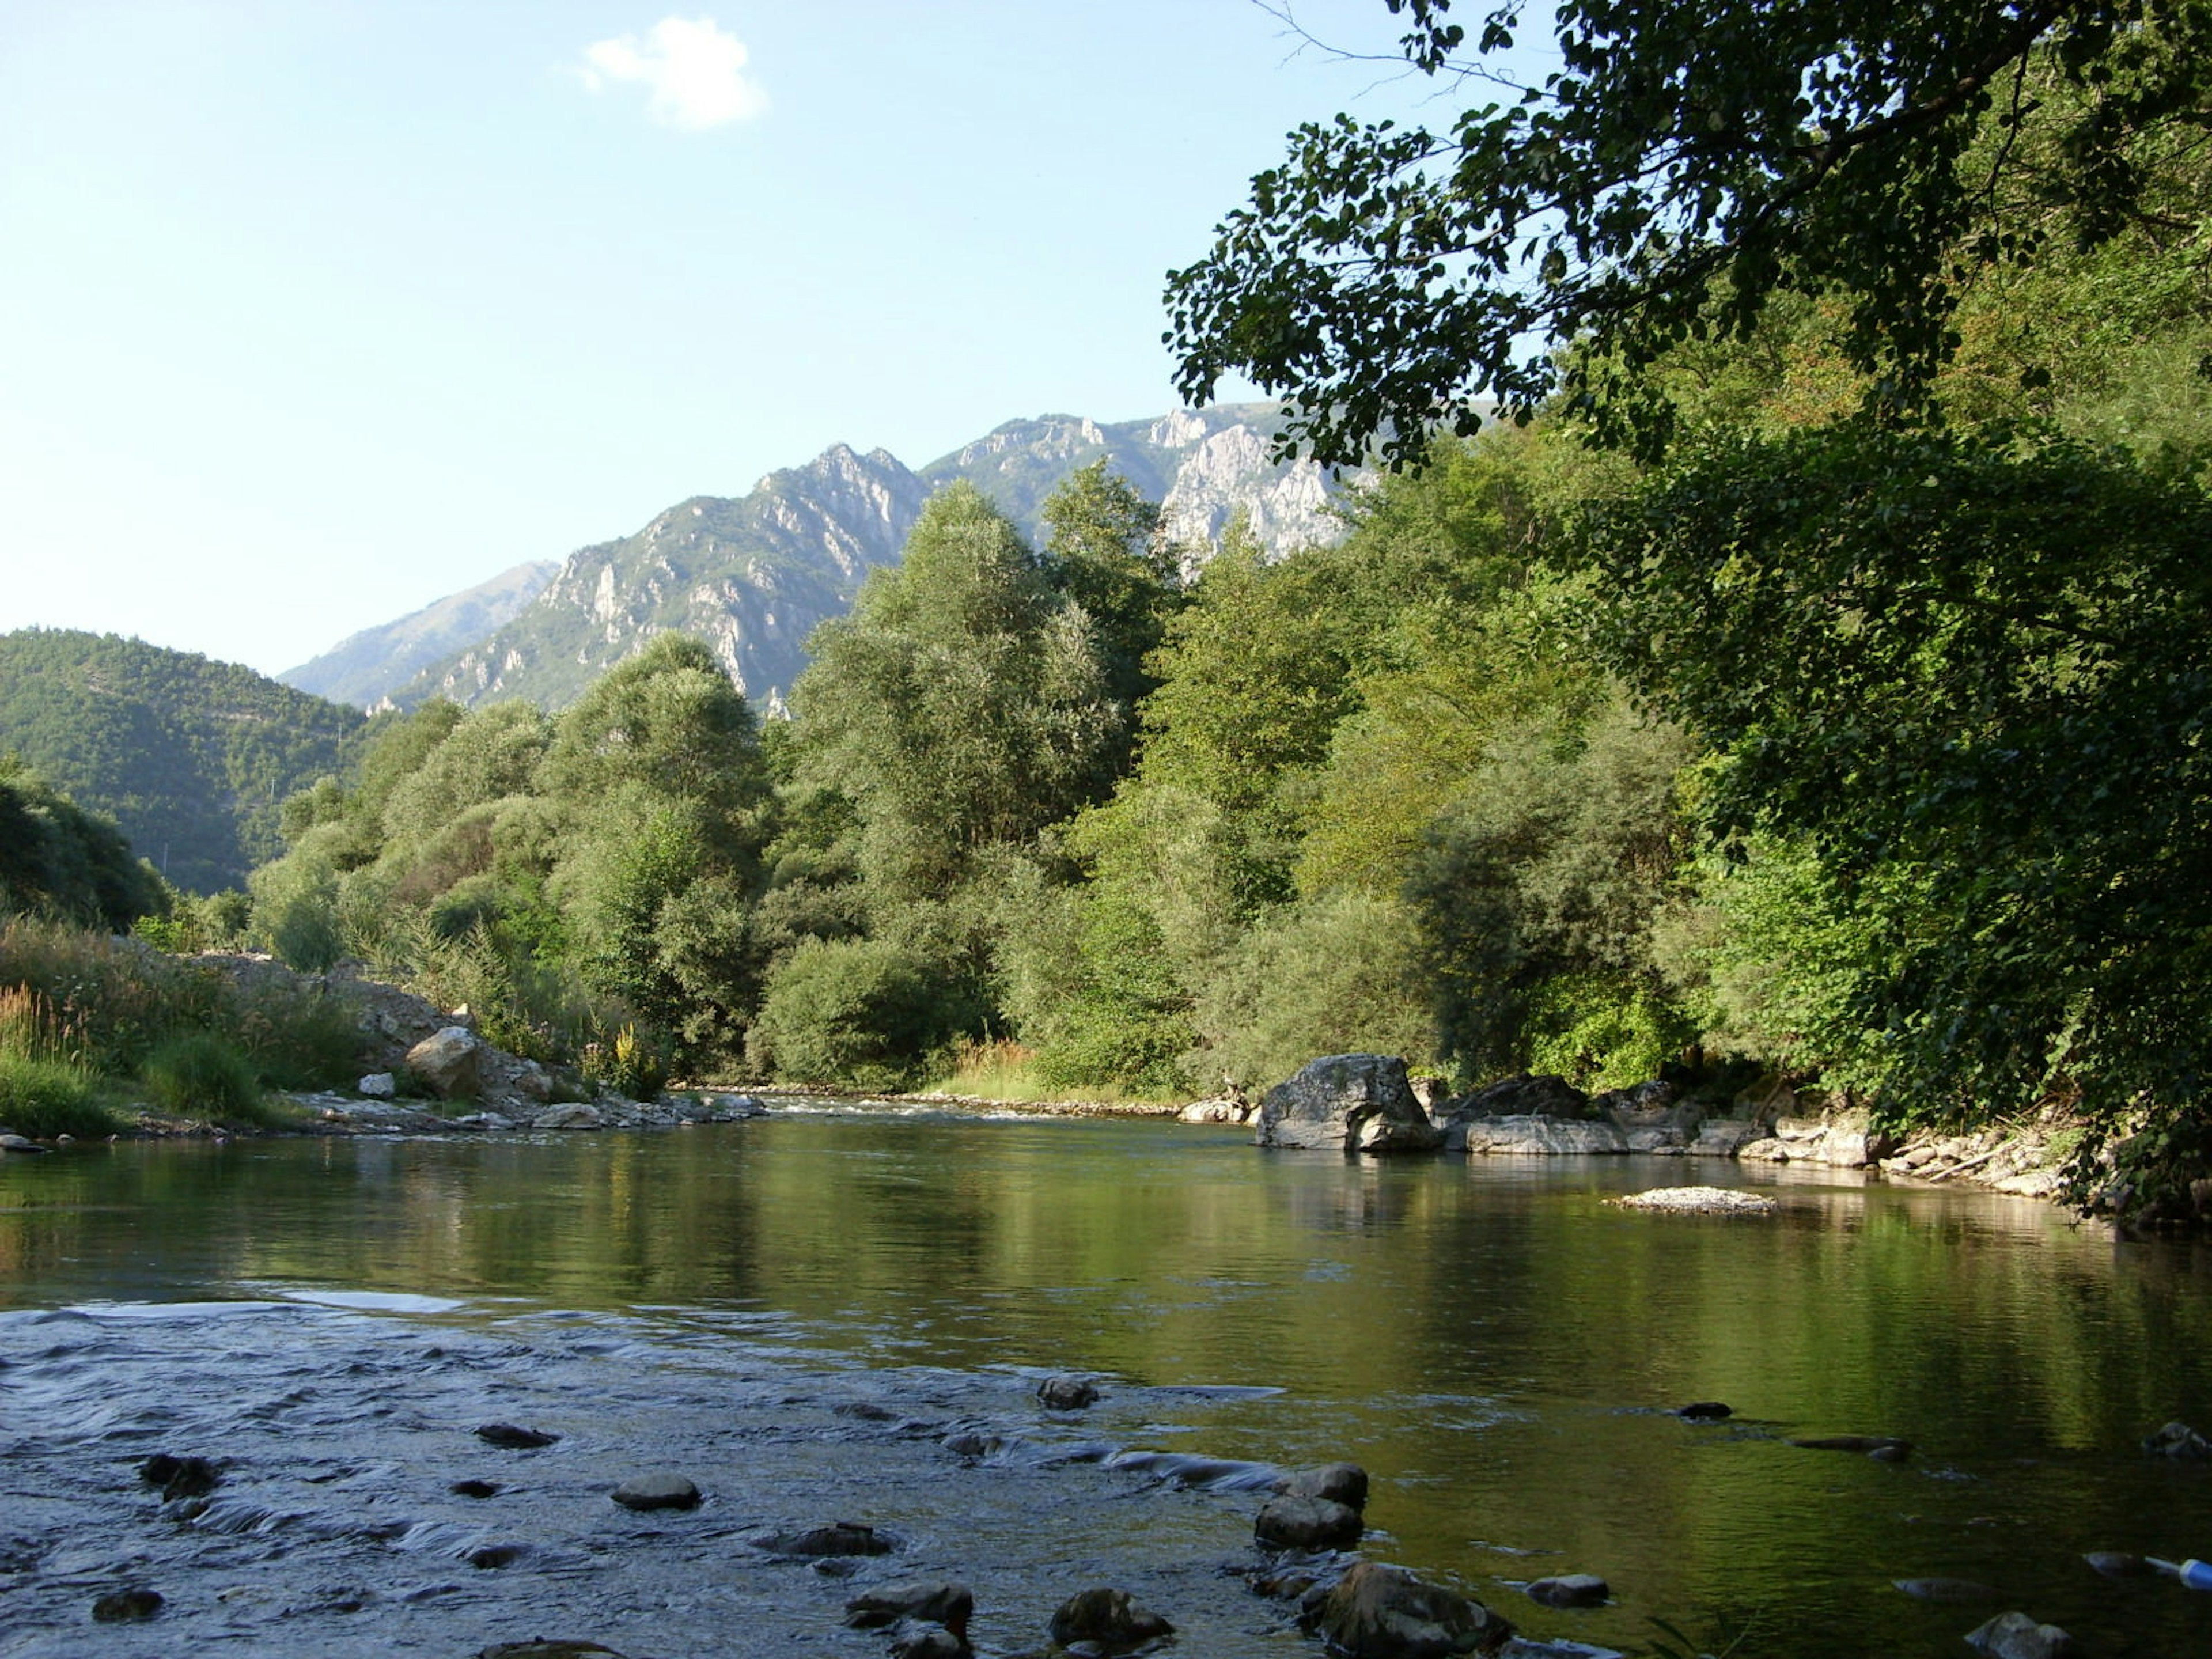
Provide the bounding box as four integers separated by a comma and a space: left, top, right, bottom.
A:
359, 403, 1351, 715
0, 630, 363, 894
279, 559, 558, 709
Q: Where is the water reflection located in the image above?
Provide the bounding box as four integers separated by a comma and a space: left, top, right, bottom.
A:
3, 1118, 2210, 1656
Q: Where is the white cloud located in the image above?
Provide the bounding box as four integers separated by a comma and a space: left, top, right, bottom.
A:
579, 16, 767, 131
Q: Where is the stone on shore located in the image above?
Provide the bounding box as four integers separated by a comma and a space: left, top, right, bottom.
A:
1450, 1116, 1628, 1156
404, 1025, 484, 1099
1254, 1055, 1442, 1153
1449, 1073, 1593, 1121
533, 1103, 606, 1131
357, 1071, 396, 1099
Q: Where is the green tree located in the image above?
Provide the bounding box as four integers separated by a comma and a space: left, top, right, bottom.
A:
0, 757, 165, 930
791, 483, 1118, 902
1167, 0, 2212, 464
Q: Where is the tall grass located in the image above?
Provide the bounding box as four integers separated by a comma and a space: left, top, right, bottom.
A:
0, 916, 366, 1130
923, 1037, 1178, 1107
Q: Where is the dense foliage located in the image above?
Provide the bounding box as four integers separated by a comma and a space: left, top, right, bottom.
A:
0, 630, 363, 893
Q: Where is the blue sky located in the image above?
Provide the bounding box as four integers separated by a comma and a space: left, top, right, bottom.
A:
0, 2, 1540, 676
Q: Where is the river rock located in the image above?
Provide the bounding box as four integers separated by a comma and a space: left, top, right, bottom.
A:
888, 1623, 971, 1659
1180, 1097, 1248, 1124
91, 1588, 163, 1622
533, 1103, 605, 1131
139, 1452, 222, 1499
2143, 1419, 2211, 1457
1255, 1494, 1364, 1550
404, 1025, 483, 1099
0, 1132, 46, 1154
611, 1473, 700, 1511
1255, 1055, 1442, 1153
1037, 1374, 1099, 1410
1610, 1186, 1777, 1215
1965, 1611, 2080, 1658
1526, 1574, 1608, 1608
2083, 1551, 2158, 1580
357, 1071, 396, 1098
1274, 1461, 1368, 1509
767, 1521, 894, 1556
1676, 1401, 1733, 1420
450, 1479, 502, 1498
1896, 1577, 1999, 1603
1449, 1073, 1592, 1122
1690, 1118, 1760, 1156
1791, 1434, 1910, 1459
475, 1422, 559, 1449
1452, 1116, 1629, 1156
845, 1581, 974, 1635
1300, 1561, 1514, 1657
477, 1645, 629, 1659
1047, 1586, 1173, 1652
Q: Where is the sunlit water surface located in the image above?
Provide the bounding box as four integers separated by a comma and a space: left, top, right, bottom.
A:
3, 1111, 2210, 1657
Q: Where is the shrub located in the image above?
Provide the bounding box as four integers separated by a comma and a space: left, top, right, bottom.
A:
141, 1032, 289, 1128
749, 935, 954, 1091
229, 976, 367, 1092
578, 1022, 667, 1101
0, 1052, 118, 1138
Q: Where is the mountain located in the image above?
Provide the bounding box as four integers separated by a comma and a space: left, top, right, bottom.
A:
353, 403, 1354, 715
0, 630, 363, 894
395, 444, 929, 714
279, 559, 558, 710
922, 402, 1342, 558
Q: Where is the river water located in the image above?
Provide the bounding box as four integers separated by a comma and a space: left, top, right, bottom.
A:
3, 1108, 2210, 1657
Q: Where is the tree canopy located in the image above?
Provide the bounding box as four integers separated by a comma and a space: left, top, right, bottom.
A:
1167, 0, 2212, 464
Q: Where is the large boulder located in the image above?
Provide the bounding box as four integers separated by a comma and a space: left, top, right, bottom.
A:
1254, 1055, 1442, 1153
1449, 1116, 1630, 1155
1299, 1562, 1514, 1657
404, 1025, 484, 1100
1446, 1072, 1592, 1122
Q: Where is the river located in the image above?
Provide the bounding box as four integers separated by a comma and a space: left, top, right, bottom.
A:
3, 1108, 2210, 1657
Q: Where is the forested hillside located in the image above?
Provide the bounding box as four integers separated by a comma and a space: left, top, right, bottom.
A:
0, 631, 363, 893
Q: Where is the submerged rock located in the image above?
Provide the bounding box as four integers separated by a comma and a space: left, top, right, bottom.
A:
1791, 1435, 1911, 1459
475, 1423, 559, 1450
1965, 1610, 2080, 1658
1300, 1561, 1514, 1657
476, 1645, 628, 1659
1896, 1577, 1999, 1603
1037, 1375, 1099, 1410
844, 1581, 975, 1636
450, 1479, 502, 1499
888, 1622, 971, 1659
767, 1521, 894, 1557
1526, 1574, 1608, 1608
90, 1588, 163, 1622
1255, 1055, 1442, 1153
2083, 1551, 2158, 1580
611, 1473, 700, 1512
2142, 1419, 2211, 1458
1675, 1402, 1733, 1421
1, 1132, 50, 1154
138, 1452, 221, 1500
1047, 1586, 1173, 1653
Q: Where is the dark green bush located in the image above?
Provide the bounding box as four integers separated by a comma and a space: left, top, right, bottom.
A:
141, 1032, 289, 1128
0, 1052, 119, 1138
749, 936, 955, 1092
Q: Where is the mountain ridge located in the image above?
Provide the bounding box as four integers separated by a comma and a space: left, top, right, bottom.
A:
306, 402, 1349, 715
